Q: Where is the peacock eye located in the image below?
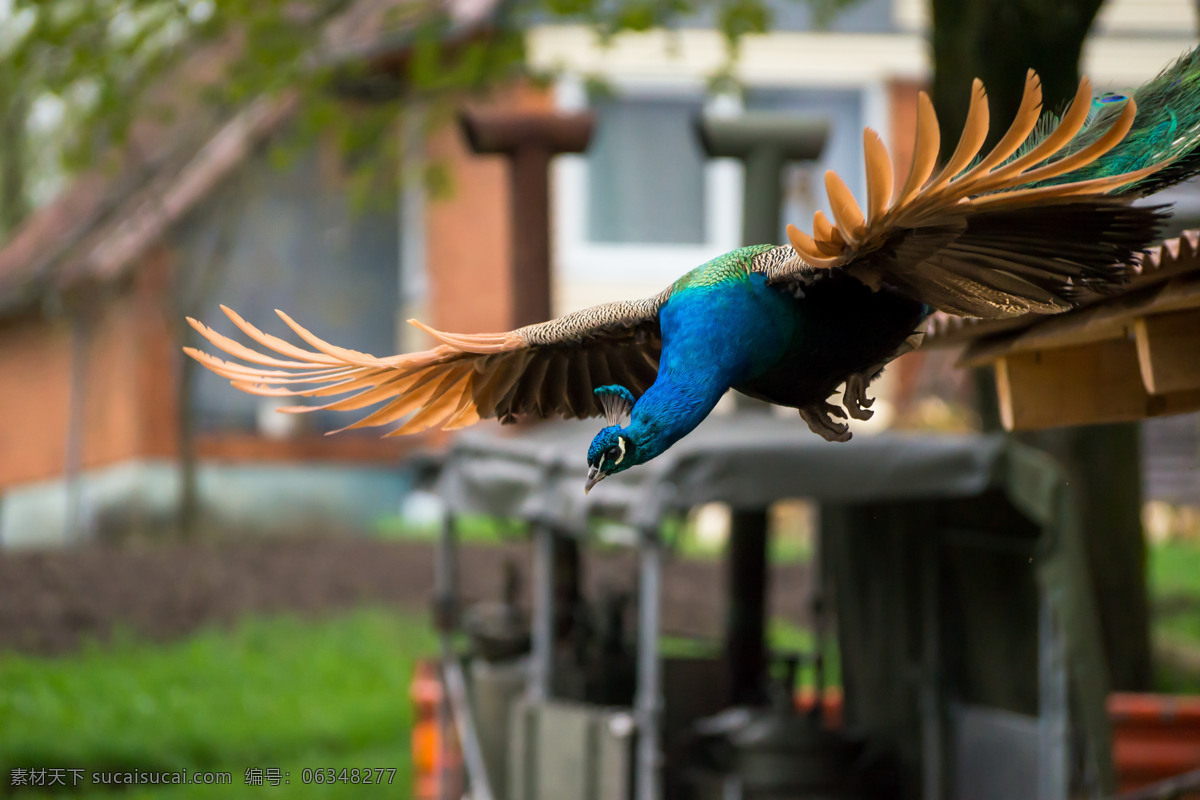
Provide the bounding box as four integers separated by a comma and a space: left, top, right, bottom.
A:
605, 446, 620, 460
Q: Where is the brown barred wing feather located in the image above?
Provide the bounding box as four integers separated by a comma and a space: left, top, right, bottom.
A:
184, 294, 667, 436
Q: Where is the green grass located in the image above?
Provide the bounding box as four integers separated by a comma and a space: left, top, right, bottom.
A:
0, 609, 438, 798
375, 512, 527, 543
1149, 539, 1200, 644
1149, 539, 1200, 598
1147, 538, 1200, 692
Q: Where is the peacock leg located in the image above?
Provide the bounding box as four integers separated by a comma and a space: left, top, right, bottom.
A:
843, 371, 878, 421
799, 400, 852, 443
842, 330, 925, 421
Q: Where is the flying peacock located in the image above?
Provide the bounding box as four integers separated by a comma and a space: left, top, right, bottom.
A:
188, 48, 1200, 493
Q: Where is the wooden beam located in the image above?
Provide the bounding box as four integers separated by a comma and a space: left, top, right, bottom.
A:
1134, 309, 1200, 395
995, 338, 1200, 430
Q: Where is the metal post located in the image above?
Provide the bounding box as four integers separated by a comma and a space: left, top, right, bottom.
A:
741, 147, 784, 246
1039, 600, 1069, 800
434, 510, 459, 800
810, 515, 827, 716
636, 525, 663, 800
920, 531, 944, 800
530, 523, 556, 702
435, 511, 460, 628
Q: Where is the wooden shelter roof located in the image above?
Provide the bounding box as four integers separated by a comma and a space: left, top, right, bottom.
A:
926, 230, 1200, 430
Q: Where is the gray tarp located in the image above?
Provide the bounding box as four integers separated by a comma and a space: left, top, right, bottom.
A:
436, 414, 1013, 528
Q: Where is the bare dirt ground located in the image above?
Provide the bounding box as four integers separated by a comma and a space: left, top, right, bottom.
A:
0, 536, 813, 655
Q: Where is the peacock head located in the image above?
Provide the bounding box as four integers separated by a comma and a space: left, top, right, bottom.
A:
585, 385, 638, 494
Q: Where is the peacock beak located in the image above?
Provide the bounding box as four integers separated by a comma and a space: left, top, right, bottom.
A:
585, 466, 605, 494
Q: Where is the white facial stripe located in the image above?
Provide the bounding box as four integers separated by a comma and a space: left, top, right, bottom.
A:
614, 436, 627, 466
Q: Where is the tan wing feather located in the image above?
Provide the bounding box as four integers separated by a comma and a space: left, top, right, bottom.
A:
185, 295, 665, 438
894, 92, 941, 209
787, 225, 839, 268
863, 128, 894, 224
219, 306, 345, 366
953, 70, 1043, 184
766, 66, 1175, 319
968, 77, 1094, 195
823, 170, 866, 244
385, 372, 474, 436
812, 210, 836, 242
969, 160, 1162, 210
997, 99, 1136, 187
921, 78, 989, 196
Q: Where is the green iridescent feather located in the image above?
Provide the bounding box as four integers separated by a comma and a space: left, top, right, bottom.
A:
1036, 47, 1200, 194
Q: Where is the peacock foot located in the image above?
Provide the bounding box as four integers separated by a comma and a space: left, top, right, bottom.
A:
799, 400, 852, 443
843, 372, 876, 421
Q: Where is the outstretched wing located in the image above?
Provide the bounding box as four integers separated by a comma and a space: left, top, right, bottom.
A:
763, 71, 1170, 318
185, 293, 667, 436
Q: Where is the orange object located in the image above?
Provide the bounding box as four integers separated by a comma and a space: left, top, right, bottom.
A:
1110, 693, 1200, 793
795, 688, 845, 729
410, 660, 463, 800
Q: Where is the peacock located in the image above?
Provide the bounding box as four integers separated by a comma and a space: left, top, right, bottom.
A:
188, 48, 1200, 494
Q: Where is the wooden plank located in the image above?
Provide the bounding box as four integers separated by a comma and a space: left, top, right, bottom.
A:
1134, 309, 1200, 395
995, 339, 1200, 430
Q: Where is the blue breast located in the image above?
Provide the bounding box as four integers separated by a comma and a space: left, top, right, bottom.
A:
657, 272, 796, 387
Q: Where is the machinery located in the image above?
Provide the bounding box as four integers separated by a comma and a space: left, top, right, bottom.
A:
426, 414, 1113, 800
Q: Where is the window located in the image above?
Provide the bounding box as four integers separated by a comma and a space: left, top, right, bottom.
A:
551, 77, 882, 314
553, 79, 741, 304
587, 95, 707, 245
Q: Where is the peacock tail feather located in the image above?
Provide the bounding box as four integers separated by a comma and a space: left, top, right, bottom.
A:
1035, 46, 1200, 195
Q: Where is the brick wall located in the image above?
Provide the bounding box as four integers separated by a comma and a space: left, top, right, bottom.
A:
0, 311, 75, 487
0, 252, 179, 489
423, 84, 554, 336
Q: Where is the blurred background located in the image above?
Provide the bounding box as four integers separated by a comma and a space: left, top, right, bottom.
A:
0, 0, 1199, 797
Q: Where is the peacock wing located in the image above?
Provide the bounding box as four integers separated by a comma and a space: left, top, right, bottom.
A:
762, 70, 1171, 319
184, 292, 667, 436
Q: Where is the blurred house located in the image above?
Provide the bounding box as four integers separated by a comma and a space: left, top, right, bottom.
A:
1, 0, 1196, 546
0, 0, 534, 546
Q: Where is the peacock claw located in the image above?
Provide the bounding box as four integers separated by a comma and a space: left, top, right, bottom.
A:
843, 373, 877, 421
799, 400, 852, 443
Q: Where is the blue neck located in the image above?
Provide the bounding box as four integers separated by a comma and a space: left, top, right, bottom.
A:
624, 271, 796, 464
626, 369, 727, 463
